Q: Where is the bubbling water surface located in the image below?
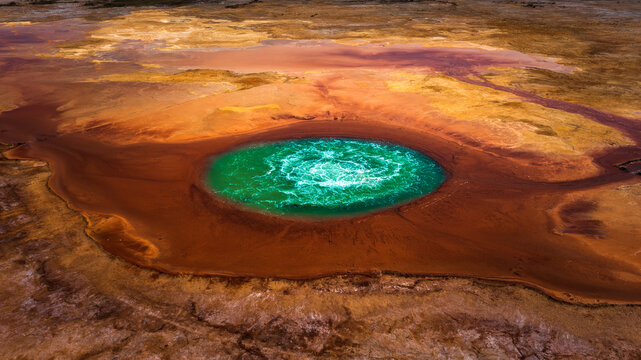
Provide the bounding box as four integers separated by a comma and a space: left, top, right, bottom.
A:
207, 138, 445, 216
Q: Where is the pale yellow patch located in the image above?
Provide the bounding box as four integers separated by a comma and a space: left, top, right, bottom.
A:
0, 21, 33, 27
51, 9, 277, 59
218, 104, 281, 113
482, 68, 640, 119
0, 105, 15, 113
83, 69, 293, 91
386, 72, 633, 155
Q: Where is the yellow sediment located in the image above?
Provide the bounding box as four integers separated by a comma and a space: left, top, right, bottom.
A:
386, 72, 633, 155
219, 104, 281, 113
83, 69, 294, 89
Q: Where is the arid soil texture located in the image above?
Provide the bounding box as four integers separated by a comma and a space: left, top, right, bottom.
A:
1, 0, 641, 358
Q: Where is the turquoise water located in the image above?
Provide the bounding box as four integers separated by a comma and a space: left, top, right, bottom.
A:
207, 138, 445, 216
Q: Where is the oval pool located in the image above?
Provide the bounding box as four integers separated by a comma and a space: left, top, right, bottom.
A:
207, 138, 445, 217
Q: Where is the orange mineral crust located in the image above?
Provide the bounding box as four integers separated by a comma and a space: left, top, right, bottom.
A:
2, 5, 641, 305
4, 110, 641, 303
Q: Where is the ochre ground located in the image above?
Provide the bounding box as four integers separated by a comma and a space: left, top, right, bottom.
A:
2, 0, 641, 357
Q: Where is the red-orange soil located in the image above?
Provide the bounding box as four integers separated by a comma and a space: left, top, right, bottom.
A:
3, 104, 641, 304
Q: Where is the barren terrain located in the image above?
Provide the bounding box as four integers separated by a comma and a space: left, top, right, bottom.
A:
1, 0, 641, 358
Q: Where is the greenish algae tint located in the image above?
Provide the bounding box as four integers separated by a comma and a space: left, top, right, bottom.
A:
207, 138, 445, 217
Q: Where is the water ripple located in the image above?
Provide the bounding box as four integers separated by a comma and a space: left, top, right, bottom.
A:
207, 138, 445, 216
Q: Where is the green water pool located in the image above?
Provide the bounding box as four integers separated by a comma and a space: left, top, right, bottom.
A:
206, 138, 445, 217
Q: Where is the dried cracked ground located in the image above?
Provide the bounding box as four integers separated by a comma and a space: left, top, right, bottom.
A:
1, 0, 641, 358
